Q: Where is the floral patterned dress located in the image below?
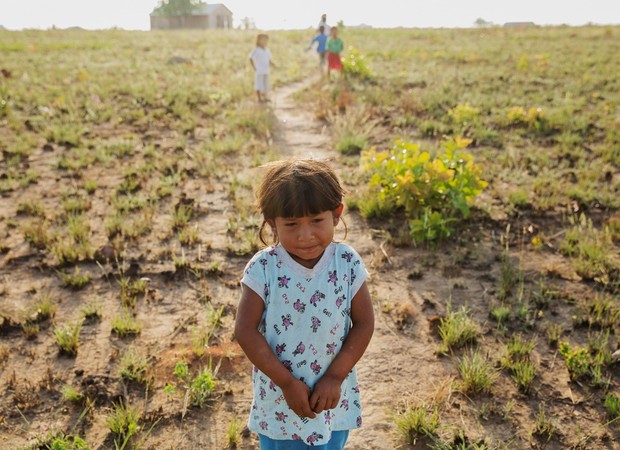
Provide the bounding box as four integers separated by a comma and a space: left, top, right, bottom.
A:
241, 242, 368, 446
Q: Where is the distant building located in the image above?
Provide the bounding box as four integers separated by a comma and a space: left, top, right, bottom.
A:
503, 22, 536, 28
150, 3, 233, 30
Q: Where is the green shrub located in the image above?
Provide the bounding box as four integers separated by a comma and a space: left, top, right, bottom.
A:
361, 138, 487, 242
342, 47, 372, 81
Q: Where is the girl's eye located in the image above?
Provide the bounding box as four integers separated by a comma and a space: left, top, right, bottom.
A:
284, 222, 297, 227
313, 218, 324, 223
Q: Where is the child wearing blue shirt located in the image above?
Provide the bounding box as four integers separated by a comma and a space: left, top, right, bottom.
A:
307, 26, 328, 74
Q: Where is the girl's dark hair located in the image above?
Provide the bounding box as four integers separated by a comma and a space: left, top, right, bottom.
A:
256, 159, 347, 245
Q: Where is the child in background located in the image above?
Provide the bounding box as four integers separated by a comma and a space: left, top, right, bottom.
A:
326, 27, 344, 79
235, 159, 374, 449
249, 33, 275, 102
307, 26, 328, 75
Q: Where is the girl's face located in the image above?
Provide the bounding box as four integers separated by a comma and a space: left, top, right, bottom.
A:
270, 205, 343, 269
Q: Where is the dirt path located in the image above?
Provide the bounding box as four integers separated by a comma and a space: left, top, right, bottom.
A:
270, 77, 333, 161
266, 77, 446, 449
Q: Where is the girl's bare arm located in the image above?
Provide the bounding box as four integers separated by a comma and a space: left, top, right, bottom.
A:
310, 281, 374, 413
234, 284, 317, 418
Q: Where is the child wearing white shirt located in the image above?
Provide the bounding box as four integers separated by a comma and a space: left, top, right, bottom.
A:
249, 34, 275, 102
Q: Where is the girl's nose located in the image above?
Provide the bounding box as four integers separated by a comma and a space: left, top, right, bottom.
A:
298, 224, 313, 241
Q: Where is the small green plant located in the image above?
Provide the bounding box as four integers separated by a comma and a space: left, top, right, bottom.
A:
167, 360, 218, 410
498, 232, 520, 301
173, 248, 192, 272
62, 196, 91, 216
49, 433, 90, 450
394, 404, 440, 445
558, 341, 591, 381
54, 320, 83, 356
489, 304, 511, 325
22, 321, 40, 339
61, 384, 83, 403
501, 334, 538, 393
191, 326, 212, 357
58, 266, 91, 290
51, 238, 91, 265
336, 131, 369, 155
361, 138, 487, 243
118, 277, 148, 308
119, 347, 149, 384
437, 306, 479, 354
604, 393, 620, 420
24, 292, 57, 323
111, 309, 141, 337
22, 220, 53, 249
83, 179, 98, 194
574, 294, 620, 329
506, 334, 536, 360
545, 322, 563, 347
226, 416, 242, 448
560, 214, 618, 283
510, 360, 537, 394
106, 400, 140, 448
532, 403, 555, 442
16, 199, 46, 217
457, 350, 497, 394
178, 225, 200, 246
174, 360, 190, 381
81, 301, 102, 321
190, 366, 217, 407
531, 279, 558, 310
172, 204, 194, 230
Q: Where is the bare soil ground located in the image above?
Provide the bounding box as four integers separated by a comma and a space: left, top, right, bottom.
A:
1, 76, 619, 450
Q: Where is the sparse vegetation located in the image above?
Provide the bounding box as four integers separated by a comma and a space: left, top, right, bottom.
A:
58, 266, 91, 290
226, 417, 243, 448
111, 309, 141, 337
1, 24, 619, 449
394, 404, 440, 445
106, 400, 141, 447
61, 384, 83, 403
604, 393, 620, 420
532, 404, 555, 443
119, 347, 150, 384
457, 350, 497, 394
437, 306, 479, 354
54, 320, 83, 356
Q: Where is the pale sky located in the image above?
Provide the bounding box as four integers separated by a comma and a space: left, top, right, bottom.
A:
0, 0, 618, 30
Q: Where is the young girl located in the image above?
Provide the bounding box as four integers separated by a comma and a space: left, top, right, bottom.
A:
326, 27, 344, 79
235, 160, 374, 449
249, 33, 275, 102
